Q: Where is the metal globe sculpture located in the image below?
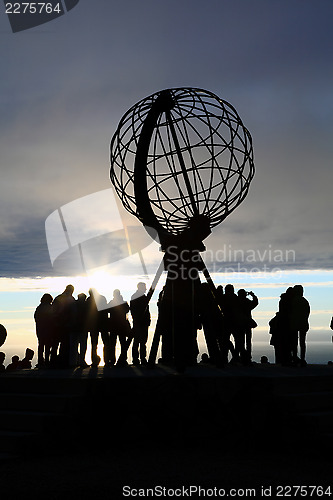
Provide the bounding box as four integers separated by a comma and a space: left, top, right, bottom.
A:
110, 87, 255, 370
110, 87, 254, 242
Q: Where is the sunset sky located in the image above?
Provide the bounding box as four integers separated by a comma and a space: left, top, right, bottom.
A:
0, 0, 332, 364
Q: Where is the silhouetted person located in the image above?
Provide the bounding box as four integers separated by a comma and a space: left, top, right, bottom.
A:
69, 293, 88, 367
215, 285, 224, 303
18, 348, 34, 369
34, 293, 53, 368
130, 282, 150, 366
155, 286, 173, 364
108, 289, 131, 367
51, 284, 75, 367
0, 352, 5, 372
269, 312, 282, 363
290, 285, 310, 367
278, 287, 296, 365
215, 285, 235, 363
237, 289, 258, 364
86, 289, 99, 366
220, 284, 243, 364
86, 289, 109, 367
200, 353, 210, 364
198, 283, 223, 365
6, 355, 19, 371
260, 355, 269, 364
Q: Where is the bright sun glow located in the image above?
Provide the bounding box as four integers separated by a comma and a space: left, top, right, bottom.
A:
0, 272, 153, 303
85, 270, 142, 300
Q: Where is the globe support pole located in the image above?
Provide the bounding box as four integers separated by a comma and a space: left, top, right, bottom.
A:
132, 90, 221, 371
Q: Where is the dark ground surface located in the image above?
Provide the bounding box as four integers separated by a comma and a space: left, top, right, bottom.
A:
1, 363, 333, 499
1, 443, 332, 499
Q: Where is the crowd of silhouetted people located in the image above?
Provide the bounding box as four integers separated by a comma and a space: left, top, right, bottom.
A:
33, 283, 151, 369
0, 281, 317, 372
180, 283, 259, 367
30, 281, 262, 370
0, 348, 35, 372
32, 281, 262, 369
197, 282, 310, 368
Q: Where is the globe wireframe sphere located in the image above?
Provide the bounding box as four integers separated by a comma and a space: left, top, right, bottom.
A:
110, 87, 254, 236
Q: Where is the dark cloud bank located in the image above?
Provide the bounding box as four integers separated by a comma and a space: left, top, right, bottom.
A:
0, 0, 332, 278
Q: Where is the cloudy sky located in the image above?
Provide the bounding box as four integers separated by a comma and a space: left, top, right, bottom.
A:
0, 0, 332, 279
